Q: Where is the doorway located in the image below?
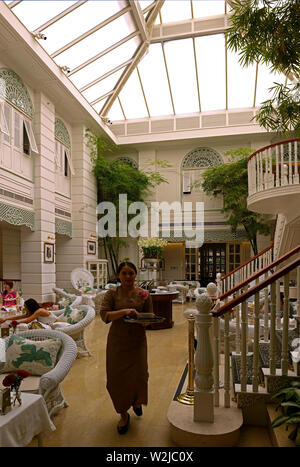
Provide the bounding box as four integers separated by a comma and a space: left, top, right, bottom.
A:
199, 243, 226, 286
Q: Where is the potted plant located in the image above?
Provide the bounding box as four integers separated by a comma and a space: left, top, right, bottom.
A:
271, 380, 300, 446
138, 238, 168, 261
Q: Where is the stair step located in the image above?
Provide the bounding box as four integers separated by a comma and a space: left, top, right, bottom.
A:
234, 384, 271, 426
262, 368, 300, 396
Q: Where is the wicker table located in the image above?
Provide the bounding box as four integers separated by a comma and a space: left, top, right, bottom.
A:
148, 291, 179, 330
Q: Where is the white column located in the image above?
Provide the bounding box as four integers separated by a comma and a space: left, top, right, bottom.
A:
194, 294, 214, 423
21, 93, 56, 302
56, 125, 98, 291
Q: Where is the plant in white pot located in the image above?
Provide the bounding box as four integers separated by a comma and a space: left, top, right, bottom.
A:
138, 238, 168, 261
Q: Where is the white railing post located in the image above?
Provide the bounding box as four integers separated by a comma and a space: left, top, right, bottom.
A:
297, 266, 300, 318
281, 274, 290, 375
194, 294, 214, 422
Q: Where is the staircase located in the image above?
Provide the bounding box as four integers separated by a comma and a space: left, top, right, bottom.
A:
212, 245, 300, 427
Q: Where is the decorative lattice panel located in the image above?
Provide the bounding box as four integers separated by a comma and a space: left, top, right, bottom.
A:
0, 68, 34, 118
0, 202, 35, 230
55, 218, 72, 237
182, 147, 223, 169
55, 118, 71, 148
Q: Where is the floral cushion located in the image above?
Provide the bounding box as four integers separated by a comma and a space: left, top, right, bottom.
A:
4, 334, 62, 376
58, 305, 87, 325
58, 296, 73, 310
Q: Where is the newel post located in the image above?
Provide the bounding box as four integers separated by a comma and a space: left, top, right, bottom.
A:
194, 294, 214, 423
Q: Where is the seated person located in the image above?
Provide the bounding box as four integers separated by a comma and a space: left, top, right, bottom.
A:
0, 298, 57, 329
0, 280, 18, 308
259, 292, 294, 319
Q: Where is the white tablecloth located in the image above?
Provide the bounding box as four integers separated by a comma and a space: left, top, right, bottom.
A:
0, 393, 55, 447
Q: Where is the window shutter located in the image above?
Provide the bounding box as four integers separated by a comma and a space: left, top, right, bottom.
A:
55, 141, 61, 168
0, 102, 9, 138
183, 171, 191, 194
64, 149, 75, 175
23, 119, 38, 153
14, 111, 21, 148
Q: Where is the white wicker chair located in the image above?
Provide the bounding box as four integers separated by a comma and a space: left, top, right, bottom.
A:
0, 330, 77, 417
51, 305, 95, 358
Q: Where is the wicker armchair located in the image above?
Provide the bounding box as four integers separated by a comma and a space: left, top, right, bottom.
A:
51, 305, 95, 357
0, 330, 77, 417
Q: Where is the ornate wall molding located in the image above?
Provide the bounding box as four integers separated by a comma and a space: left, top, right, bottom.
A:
182, 147, 223, 169
0, 68, 34, 119
55, 218, 72, 237
113, 156, 138, 169
55, 118, 71, 148
0, 202, 35, 230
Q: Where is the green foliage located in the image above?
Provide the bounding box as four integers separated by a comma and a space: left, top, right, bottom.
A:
227, 0, 300, 136
86, 131, 170, 276
271, 380, 300, 446
200, 148, 270, 254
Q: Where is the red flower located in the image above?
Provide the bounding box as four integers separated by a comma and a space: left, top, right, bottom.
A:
16, 370, 30, 379
2, 374, 15, 387
138, 289, 149, 300
11, 321, 18, 328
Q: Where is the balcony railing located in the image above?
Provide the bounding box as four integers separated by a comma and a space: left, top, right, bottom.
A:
248, 138, 300, 196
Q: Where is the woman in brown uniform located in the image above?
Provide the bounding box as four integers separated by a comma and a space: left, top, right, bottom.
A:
100, 262, 153, 434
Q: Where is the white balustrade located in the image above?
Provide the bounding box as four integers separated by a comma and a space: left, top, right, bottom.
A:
194, 294, 214, 423
248, 139, 300, 195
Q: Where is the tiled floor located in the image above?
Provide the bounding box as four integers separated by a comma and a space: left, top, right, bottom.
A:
29, 303, 273, 447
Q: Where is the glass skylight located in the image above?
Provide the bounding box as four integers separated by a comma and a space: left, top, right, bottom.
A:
6, 0, 289, 124
195, 34, 226, 111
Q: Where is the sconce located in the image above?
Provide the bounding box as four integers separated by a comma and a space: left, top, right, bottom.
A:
47, 234, 55, 242
89, 234, 97, 241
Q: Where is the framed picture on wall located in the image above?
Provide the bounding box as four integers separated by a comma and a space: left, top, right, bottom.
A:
87, 240, 96, 255
44, 243, 54, 263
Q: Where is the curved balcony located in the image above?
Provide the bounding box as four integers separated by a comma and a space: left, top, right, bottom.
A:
247, 138, 300, 216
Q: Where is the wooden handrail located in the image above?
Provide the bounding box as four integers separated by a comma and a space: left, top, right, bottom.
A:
221, 242, 273, 281
212, 256, 300, 318
218, 244, 300, 302
247, 138, 300, 162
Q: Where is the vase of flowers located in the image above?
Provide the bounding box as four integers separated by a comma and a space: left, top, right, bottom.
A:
2, 370, 30, 406
138, 238, 168, 260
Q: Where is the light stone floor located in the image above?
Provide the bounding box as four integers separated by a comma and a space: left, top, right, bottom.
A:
29, 303, 273, 447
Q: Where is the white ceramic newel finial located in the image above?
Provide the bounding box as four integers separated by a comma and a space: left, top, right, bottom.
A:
206, 282, 218, 298
195, 293, 212, 314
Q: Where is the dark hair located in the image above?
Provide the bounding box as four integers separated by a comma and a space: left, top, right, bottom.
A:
24, 298, 40, 315
117, 262, 137, 275
4, 280, 13, 289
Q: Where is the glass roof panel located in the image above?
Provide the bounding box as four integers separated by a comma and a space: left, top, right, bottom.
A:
164, 39, 199, 114
160, 1, 192, 23
227, 47, 256, 108
192, 0, 225, 18
118, 69, 149, 119
6, 1, 290, 124
107, 98, 125, 121
137, 43, 174, 117
255, 63, 286, 107
11, 1, 77, 32
82, 68, 124, 104
69, 37, 138, 90
195, 34, 226, 111
40, 1, 122, 56
51, 12, 136, 70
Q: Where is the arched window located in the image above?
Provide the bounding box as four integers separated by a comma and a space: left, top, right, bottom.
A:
55, 118, 74, 177
0, 68, 38, 155
113, 156, 138, 169
181, 147, 222, 193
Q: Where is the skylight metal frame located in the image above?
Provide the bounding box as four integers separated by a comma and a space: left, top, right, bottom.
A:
33, 1, 88, 34
51, 5, 132, 59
